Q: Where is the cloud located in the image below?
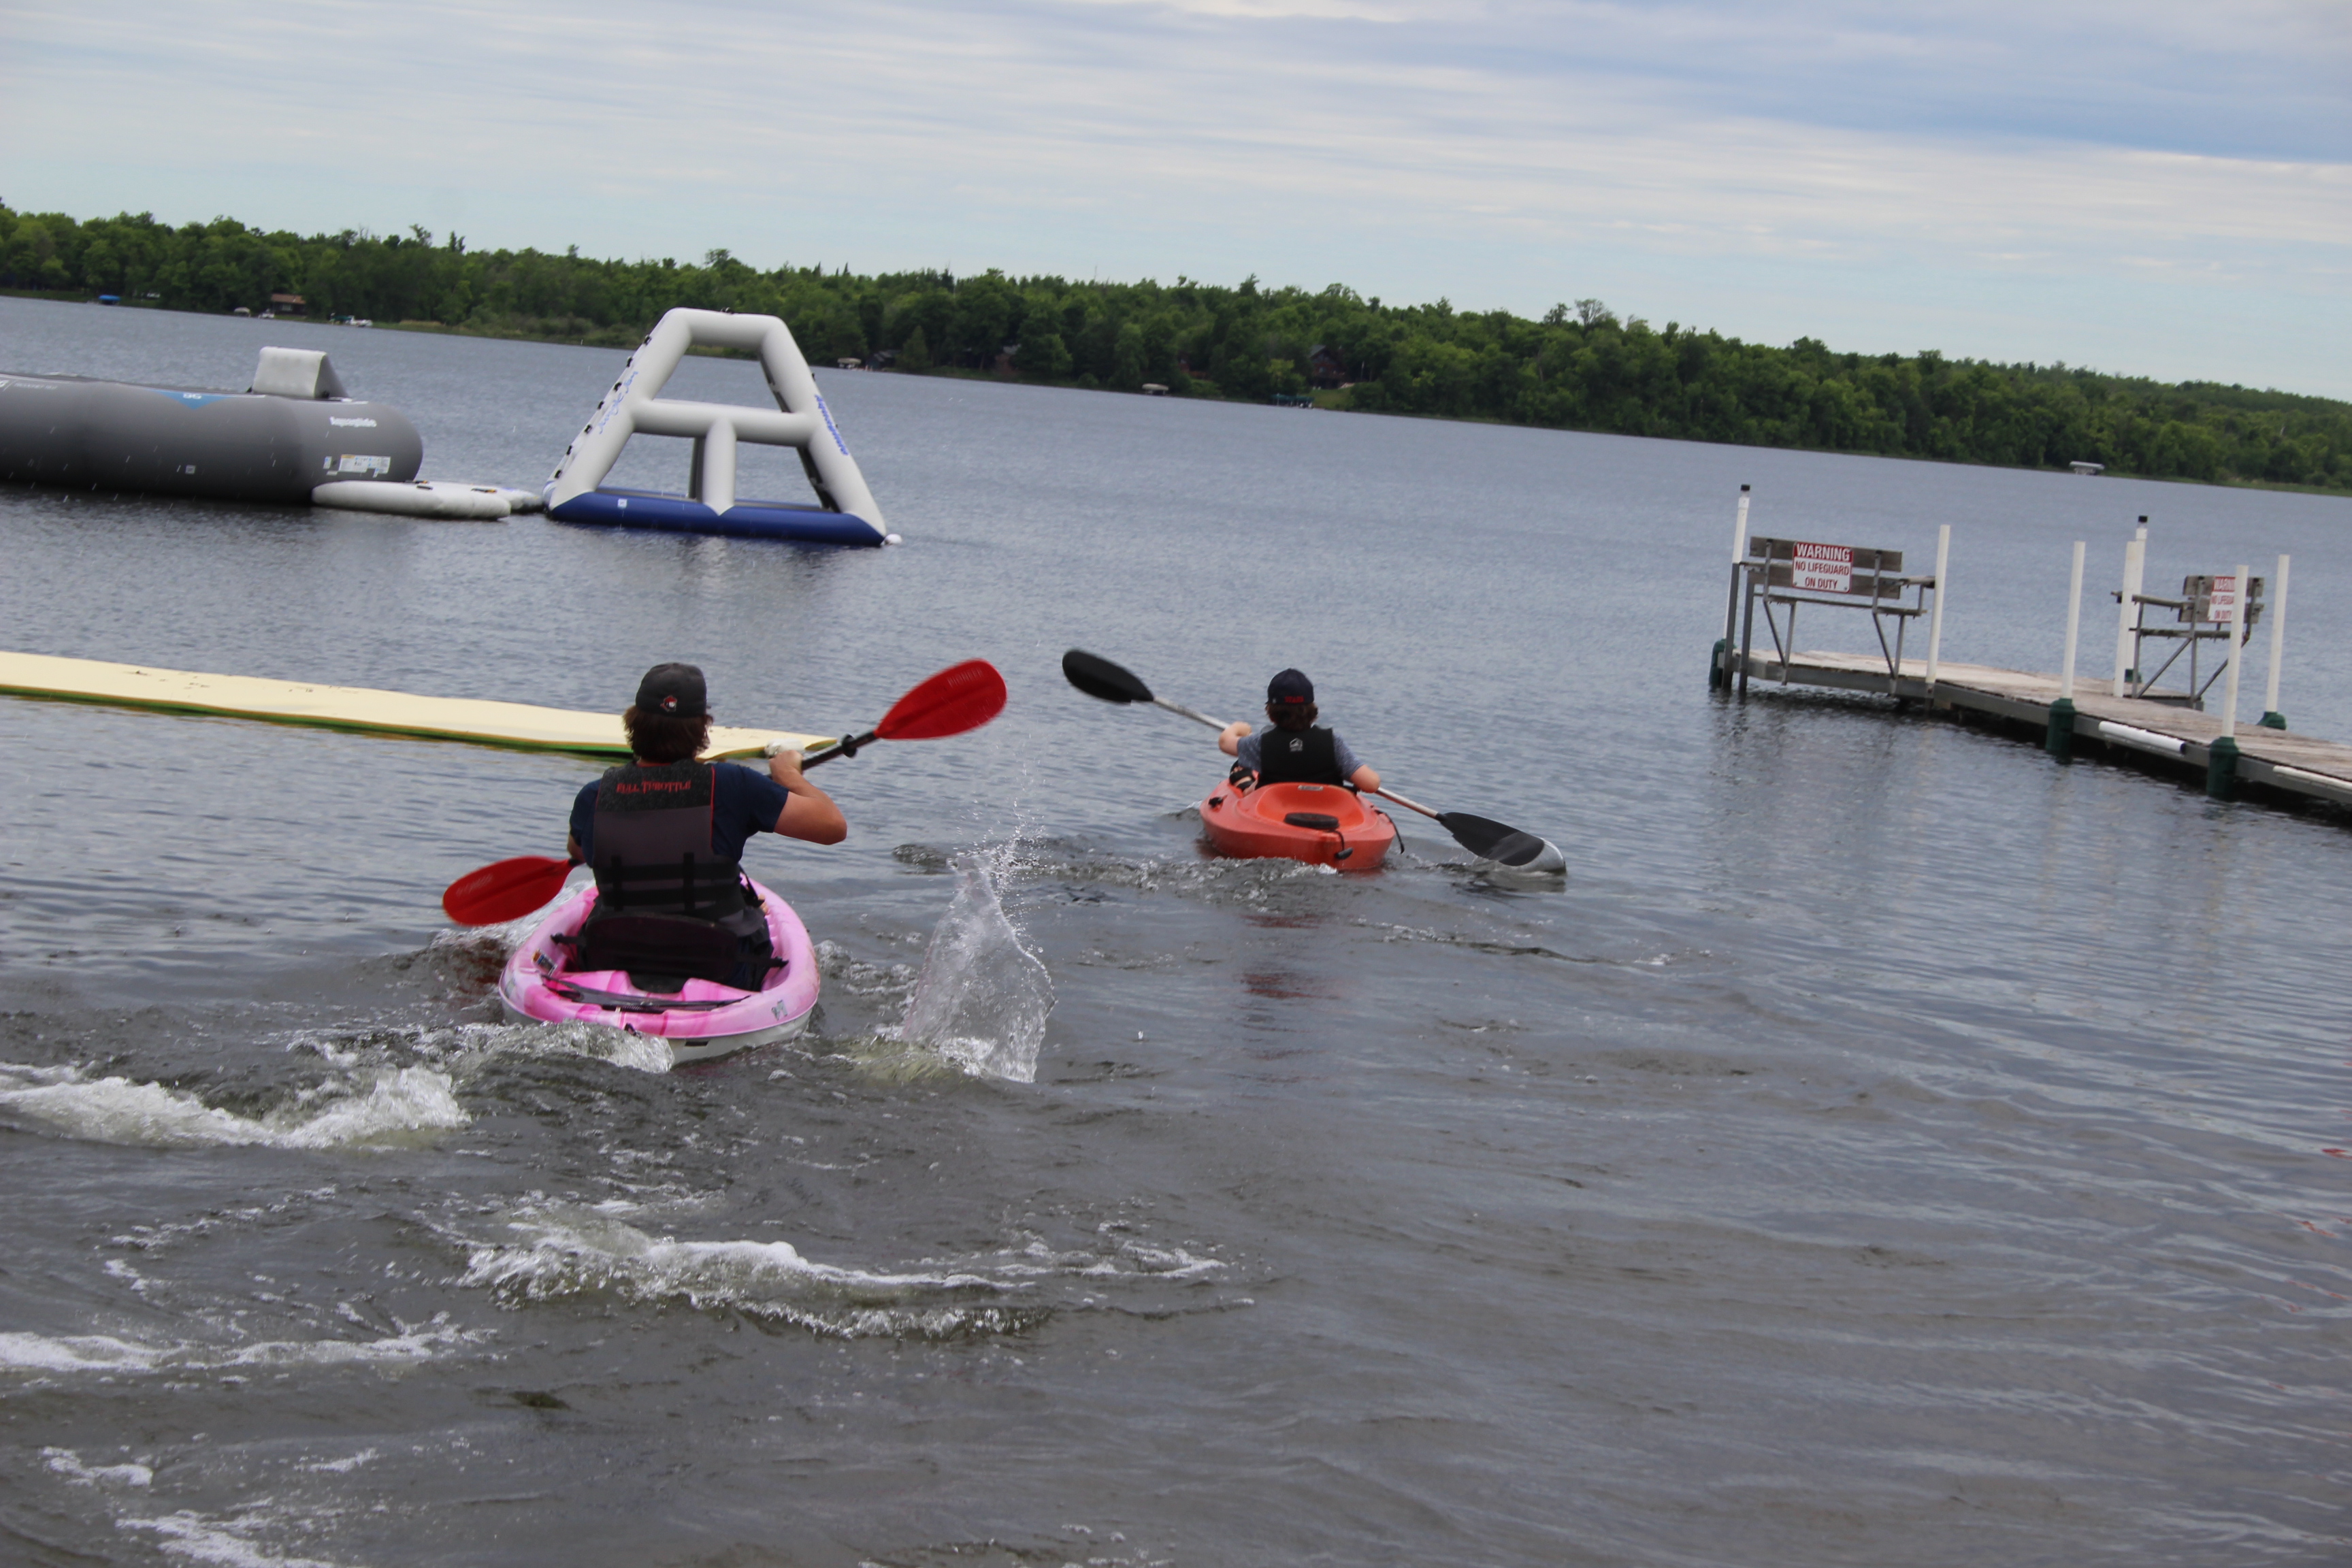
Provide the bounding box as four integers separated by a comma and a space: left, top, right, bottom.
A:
1, 0, 2346, 391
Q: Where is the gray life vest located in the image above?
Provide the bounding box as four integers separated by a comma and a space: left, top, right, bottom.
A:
1256, 725, 1342, 786
586, 761, 748, 921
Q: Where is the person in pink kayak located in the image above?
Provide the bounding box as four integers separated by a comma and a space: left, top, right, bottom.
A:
563, 662, 845, 984
1218, 668, 1382, 794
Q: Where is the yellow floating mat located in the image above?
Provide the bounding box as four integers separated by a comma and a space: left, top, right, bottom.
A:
0, 651, 833, 760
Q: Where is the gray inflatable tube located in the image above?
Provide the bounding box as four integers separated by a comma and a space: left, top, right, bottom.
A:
0, 348, 422, 504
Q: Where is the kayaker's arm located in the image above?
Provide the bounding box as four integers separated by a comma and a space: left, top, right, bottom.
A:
1218, 720, 1252, 757
766, 751, 849, 845
1348, 764, 1381, 792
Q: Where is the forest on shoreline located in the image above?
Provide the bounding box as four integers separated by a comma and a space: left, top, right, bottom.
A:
4, 203, 2346, 495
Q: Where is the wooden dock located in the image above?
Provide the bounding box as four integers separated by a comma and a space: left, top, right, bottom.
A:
1720, 647, 2352, 811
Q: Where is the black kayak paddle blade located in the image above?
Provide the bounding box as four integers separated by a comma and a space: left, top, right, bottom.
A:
1063, 649, 1155, 706
1437, 811, 1554, 868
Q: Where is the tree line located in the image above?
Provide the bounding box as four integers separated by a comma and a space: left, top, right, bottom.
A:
3, 203, 2345, 493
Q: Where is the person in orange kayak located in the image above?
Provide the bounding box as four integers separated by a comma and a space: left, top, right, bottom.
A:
1218, 668, 1381, 794
563, 662, 845, 985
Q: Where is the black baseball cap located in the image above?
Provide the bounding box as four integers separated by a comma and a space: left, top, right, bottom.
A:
1267, 668, 1314, 704
634, 662, 708, 717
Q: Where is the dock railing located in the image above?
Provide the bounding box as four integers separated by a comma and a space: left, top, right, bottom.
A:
1725, 532, 1939, 698
2119, 572, 2265, 709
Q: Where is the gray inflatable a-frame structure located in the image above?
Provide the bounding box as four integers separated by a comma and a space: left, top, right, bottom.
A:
544, 308, 895, 546
0, 347, 423, 503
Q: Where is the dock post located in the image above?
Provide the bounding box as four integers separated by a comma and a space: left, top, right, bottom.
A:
1714, 485, 1751, 689
2260, 552, 2291, 729
1923, 524, 1951, 700
2047, 539, 2086, 761
2112, 518, 2148, 698
2208, 561, 2249, 800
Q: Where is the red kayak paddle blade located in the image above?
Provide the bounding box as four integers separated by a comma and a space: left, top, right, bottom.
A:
875, 659, 1007, 741
442, 855, 573, 926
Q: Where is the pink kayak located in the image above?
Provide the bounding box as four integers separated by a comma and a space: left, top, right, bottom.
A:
497, 877, 820, 1064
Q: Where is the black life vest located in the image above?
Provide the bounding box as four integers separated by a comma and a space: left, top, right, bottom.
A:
586, 760, 747, 921
1256, 725, 1343, 786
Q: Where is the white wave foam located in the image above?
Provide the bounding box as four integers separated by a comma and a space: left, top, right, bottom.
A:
287, 1017, 676, 1077
460, 1210, 1025, 1336
119, 1512, 349, 1568
0, 1062, 466, 1149
296, 1448, 378, 1475
44, 1447, 153, 1487
898, 851, 1055, 1082
0, 1323, 472, 1377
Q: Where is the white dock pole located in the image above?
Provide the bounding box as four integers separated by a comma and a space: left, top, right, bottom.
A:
2112, 518, 2148, 698
1923, 524, 1951, 697
2221, 563, 2250, 740
2046, 540, 2087, 759
1716, 485, 1751, 687
2261, 553, 2291, 728
2206, 562, 2251, 799
2061, 541, 2086, 700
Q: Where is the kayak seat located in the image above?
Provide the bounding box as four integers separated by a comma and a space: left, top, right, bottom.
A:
1283, 812, 1341, 832
576, 912, 741, 991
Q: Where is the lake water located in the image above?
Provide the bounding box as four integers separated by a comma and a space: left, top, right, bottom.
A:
2, 295, 2348, 1567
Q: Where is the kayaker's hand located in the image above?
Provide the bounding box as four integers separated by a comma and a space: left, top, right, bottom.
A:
768, 750, 847, 844
1228, 761, 1258, 792
1218, 719, 1253, 757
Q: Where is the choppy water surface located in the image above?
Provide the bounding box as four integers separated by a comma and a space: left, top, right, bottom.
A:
1, 297, 2348, 1567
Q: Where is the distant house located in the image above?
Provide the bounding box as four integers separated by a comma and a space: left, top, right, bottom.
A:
2070, 461, 2106, 476
1307, 344, 1348, 389
270, 293, 307, 316
1140, 383, 1169, 397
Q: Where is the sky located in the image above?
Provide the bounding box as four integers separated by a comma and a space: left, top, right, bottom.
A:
4, 1, 2348, 395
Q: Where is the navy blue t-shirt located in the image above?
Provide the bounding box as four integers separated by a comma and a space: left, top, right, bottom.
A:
570, 762, 794, 864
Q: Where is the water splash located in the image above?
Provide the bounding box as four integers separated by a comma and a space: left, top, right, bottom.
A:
454, 1205, 1224, 1339
0, 1322, 473, 1377
0, 1062, 467, 1149
897, 851, 1054, 1083
459, 1207, 1039, 1339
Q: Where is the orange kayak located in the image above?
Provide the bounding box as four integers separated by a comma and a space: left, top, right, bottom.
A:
1198, 779, 1398, 870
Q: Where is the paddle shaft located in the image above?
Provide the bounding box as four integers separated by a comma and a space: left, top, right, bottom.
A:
1154, 697, 1229, 732
1367, 785, 1443, 821
796, 728, 876, 769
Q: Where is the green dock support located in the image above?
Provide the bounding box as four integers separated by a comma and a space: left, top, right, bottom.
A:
2259, 711, 2287, 730
1710, 639, 1727, 690
2044, 698, 2076, 762
2206, 734, 2240, 800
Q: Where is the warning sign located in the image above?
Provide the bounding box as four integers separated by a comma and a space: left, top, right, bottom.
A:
1791, 541, 1855, 595
2208, 574, 2241, 623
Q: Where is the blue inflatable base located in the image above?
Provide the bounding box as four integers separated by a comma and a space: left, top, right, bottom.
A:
548, 488, 887, 546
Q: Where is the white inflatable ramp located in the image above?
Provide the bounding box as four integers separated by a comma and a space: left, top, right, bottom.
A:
545, 308, 896, 546
0, 651, 830, 760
